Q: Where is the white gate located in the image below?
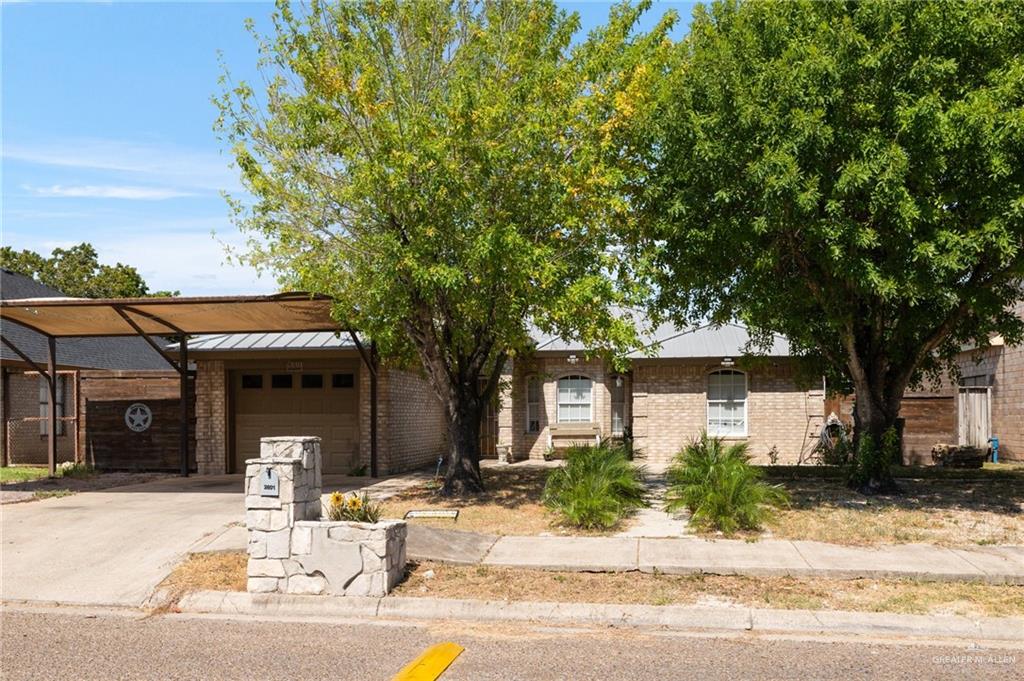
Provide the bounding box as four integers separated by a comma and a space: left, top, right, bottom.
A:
957, 387, 991, 449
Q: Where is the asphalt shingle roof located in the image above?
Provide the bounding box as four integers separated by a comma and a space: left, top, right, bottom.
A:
0, 269, 172, 370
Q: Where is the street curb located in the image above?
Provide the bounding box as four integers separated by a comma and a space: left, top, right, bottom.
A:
174, 591, 1024, 643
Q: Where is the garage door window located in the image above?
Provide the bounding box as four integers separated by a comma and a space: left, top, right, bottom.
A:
301, 374, 324, 389
332, 373, 354, 388
271, 374, 293, 389
241, 374, 263, 389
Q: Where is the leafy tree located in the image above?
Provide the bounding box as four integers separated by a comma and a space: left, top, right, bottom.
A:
0, 243, 178, 298
636, 0, 1024, 491
216, 0, 671, 494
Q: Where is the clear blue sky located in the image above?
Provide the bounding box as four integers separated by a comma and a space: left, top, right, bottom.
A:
2, 1, 695, 295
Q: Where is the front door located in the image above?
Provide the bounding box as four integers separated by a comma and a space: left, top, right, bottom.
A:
958, 387, 991, 449
479, 382, 498, 459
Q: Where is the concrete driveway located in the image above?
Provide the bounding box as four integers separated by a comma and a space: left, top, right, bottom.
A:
1, 475, 245, 607
0, 471, 428, 607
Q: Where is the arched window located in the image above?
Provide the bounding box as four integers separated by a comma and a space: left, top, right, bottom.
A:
526, 376, 542, 433
557, 375, 592, 423
707, 370, 747, 437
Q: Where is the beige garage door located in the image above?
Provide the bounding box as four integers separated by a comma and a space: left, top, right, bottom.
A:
232, 367, 359, 474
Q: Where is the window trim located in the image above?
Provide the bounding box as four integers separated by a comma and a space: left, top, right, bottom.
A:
706, 369, 748, 438
525, 375, 542, 433
556, 374, 593, 424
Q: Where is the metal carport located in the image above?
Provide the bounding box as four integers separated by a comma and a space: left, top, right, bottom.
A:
0, 293, 379, 477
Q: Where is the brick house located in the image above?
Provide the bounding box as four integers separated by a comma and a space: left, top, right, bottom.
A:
185, 321, 824, 476
493, 323, 825, 465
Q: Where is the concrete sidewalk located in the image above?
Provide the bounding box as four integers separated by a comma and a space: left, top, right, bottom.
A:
406, 526, 1024, 584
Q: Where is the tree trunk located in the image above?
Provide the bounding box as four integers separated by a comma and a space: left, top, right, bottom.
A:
440, 397, 485, 496
850, 382, 902, 494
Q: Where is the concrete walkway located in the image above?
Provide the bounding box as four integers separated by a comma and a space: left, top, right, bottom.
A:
406, 526, 1024, 584
615, 474, 689, 538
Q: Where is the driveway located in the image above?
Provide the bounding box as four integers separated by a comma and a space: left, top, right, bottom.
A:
0, 471, 428, 607
1, 475, 245, 607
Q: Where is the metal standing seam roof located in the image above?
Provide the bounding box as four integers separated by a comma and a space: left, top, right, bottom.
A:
182, 331, 357, 352
627, 322, 791, 359
529, 311, 791, 359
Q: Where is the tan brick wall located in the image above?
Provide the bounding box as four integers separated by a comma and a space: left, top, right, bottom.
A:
957, 344, 1024, 462
626, 360, 821, 464
500, 356, 616, 461
381, 367, 447, 474
194, 360, 227, 475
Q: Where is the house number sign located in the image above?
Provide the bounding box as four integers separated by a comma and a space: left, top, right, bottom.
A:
260, 468, 280, 497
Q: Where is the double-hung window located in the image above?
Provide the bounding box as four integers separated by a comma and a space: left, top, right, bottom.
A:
557, 375, 592, 423
707, 370, 746, 437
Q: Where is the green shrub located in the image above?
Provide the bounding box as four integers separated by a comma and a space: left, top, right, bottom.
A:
665, 433, 789, 533
847, 428, 900, 492
542, 440, 647, 529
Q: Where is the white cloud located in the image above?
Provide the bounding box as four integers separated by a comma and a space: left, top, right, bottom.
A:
2, 222, 276, 296
23, 184, 194, 200
5, 137, 243, 194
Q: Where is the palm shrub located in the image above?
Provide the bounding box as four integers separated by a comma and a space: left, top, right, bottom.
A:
665, 433, 789, 533
542, 440, 647, 529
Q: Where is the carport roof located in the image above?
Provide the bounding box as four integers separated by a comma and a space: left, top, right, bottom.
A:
0, 292, 341, 338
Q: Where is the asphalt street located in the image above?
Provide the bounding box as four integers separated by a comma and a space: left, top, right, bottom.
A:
2, 608, 1020, 680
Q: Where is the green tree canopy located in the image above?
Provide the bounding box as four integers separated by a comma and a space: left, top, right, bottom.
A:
636, 0, 1024, 490
217, 0, 671, 493
0, 243, 178, 298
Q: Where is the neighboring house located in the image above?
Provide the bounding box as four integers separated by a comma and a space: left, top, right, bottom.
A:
185, 333, 446, 476
952, 300, 1024, 461
825, 300, 1024, 464
493, 322, 825, 465
0, 268, 187, 469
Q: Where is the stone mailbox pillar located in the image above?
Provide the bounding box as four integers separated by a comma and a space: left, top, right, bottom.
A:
244, 436, 323, 593
244, 435, 407, 597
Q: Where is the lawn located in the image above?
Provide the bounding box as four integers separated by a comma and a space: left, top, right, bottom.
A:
161, 551, 1024, 618
378, 466, 575, 536
377, 462, 1024, 546
395, 561, 1024, 618
0, 466, 50, 484
758, 468, 1024, 546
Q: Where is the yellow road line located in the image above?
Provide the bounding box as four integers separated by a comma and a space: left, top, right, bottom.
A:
391, 641, 465, 681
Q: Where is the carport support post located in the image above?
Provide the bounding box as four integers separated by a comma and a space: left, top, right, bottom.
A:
370, 340, 378, 479
179, 336, 189, 477
47, 335, 57, 476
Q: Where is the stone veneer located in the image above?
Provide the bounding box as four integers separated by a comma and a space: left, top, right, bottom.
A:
245, 436, 406, 596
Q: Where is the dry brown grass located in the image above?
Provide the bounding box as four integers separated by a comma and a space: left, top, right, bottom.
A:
395, 561, 1024, 618
379, 467, 585, 536
158, 551, 248, 602
763, 477, 1024, 546
154, 551, 1023, 618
